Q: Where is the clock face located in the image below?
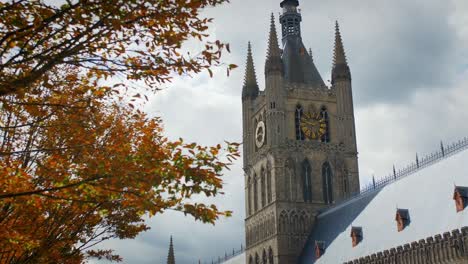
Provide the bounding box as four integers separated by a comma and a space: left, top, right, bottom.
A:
255, 121, 266, 148
300, 112, 327, 140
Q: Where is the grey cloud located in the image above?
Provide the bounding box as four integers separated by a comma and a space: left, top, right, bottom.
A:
207, 0, 462, 105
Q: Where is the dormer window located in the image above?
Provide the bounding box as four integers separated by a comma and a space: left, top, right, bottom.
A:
453, 186, 468, 213
395, 209, 410, 232
314, 241, 325, 259
350, 227, 362, 247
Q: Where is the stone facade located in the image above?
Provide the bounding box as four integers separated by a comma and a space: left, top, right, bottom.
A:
241, 1, 359, 263
343, 227, 468, 264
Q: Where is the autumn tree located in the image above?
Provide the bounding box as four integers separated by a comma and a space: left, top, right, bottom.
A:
0, 0, 238, 263
0, 0, 236, 96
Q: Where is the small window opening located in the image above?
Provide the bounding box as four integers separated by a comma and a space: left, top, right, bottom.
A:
320, 106, 330, 143
395, 209, 411, 232
454, 186, 468, 213
350, 227, 363, 247
315, 241, 325, 259
295, 105, 304, 140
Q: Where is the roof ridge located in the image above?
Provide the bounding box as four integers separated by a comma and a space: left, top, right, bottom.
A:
318, 137, 468, 218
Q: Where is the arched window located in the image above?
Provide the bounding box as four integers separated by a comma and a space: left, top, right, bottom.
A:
295, 105, 305, 140
249, 256, 253, 264
261, 168, 266, 208
267, 162, 272, 203
248, 176, 252, 215
279, 211, 288, 234
255, 253, 259, 264
285, 159, 295, 201
268, 247, 274, 264
291, 212, 299, 234
262, 250, 267, 264
343, 170, 349, 195
300, 211, 307, 233
320, 106, 330, 143
322, 162, 334, 204
254, 174, 258, 212
302, 160, 312, 202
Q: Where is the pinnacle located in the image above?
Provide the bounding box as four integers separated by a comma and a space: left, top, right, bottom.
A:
333, 21, 348, 66
331, 21, 351, 83
167, 236, 175, 264
242, 42, 259, 100
244, 42, 258, 88
265, 13, 283, 75
267, 13, 281, 59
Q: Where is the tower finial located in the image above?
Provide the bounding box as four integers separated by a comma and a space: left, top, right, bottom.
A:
242, 42, 259, 100
332, 21, 351, 84
265, 13, 283, 75
167, 236, 175, 264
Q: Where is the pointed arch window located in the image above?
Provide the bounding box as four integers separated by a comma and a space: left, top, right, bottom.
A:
267, 162, 272, 203
254, 174, 258, 212
343, 170, 349, 195
295, 105, 305, 140
320, 106, 330, 143
262, 250, 267, 264
248, 176, 252, 215
268, 247, 274, 264
302, 160, 312, 202
322, 162, 334, 204
261, 168, 266, 208
285, 159, 296, 201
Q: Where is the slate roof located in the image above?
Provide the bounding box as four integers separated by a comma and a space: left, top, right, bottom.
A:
298, 147, 468, 263
281, 38, 325, 88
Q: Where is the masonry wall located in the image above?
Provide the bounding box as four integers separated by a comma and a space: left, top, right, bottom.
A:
343, 227, 468, 264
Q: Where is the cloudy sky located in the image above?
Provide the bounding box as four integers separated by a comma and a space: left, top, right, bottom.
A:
93, 0, 468, 263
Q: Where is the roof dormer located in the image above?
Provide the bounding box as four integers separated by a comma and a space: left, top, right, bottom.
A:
350, 227, 363, 247
395, 209, 411, 232
314, 241, 325, 259
453, 186, 468, 213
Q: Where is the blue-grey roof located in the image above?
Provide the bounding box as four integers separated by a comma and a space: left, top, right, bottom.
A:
299, 147, 468, 263
281, 38, 325, 88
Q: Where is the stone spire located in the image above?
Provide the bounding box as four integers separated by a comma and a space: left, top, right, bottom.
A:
167, 236, 175, 264
332, 21, 351, 84
265, 13, 283, 75
242, 42, 259, 100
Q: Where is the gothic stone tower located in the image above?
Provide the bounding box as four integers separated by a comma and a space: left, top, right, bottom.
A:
242, 1, 360, 263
